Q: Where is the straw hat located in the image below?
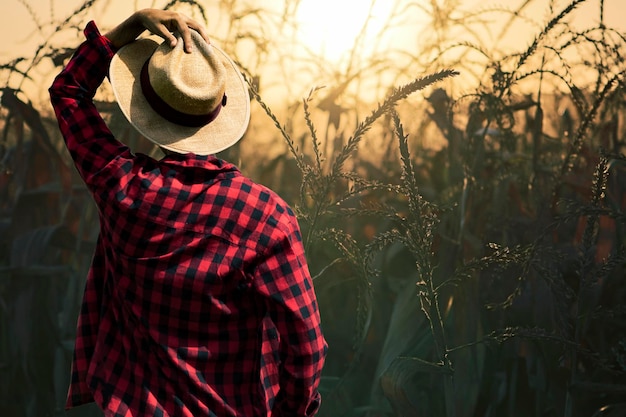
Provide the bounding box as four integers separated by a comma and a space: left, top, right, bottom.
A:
109, 30, 250, 155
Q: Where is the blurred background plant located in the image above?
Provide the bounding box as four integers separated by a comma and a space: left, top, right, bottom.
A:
1, 0, 625, 416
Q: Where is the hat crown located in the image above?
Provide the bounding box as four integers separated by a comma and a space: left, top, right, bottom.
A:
147, 31, 226, 116
109, 31, 251, 155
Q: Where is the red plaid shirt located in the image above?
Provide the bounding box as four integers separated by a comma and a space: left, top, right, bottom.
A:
49, 22, 327, 417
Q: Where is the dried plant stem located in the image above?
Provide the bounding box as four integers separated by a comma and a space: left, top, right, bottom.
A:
564, 155, 609, 417
247, 77, 307, 173
394, 110, 455, 417
331, 69, 458, 176
16, 0, 100, 91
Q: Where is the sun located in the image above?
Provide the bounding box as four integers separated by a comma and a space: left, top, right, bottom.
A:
295, 0, 396, 62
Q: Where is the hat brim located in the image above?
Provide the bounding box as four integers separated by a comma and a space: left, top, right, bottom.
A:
109, 38, 250, 155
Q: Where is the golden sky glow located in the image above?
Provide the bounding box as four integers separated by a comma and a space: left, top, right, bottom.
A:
5, 0, 625, 61
295, 0, 397, 62
2, 0, 626, 105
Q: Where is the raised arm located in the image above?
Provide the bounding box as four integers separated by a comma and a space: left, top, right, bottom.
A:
48, 9, 209, 186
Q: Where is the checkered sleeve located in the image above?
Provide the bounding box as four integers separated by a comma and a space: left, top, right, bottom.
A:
49, 21, 133, 187
254, 218, 327, 416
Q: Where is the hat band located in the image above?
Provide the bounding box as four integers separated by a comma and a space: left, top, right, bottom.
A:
140, 61, 227, 128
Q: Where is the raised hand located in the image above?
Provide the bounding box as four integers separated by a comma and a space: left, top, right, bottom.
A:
105, 8, 210, 53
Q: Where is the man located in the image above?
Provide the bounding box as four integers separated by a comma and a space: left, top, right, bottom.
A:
49, 8, 327, 417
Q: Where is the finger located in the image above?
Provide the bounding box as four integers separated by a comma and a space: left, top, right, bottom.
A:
173, 16, 194, 53
192, 25, 211, 45
136, 10, 178, 47
157, 23, 178, 48
184, 18, 210, 45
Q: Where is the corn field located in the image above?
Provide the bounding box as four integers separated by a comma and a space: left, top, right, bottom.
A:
1, 1, 625, 416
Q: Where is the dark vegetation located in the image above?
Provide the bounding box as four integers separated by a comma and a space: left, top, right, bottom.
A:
1, 0, 625, 416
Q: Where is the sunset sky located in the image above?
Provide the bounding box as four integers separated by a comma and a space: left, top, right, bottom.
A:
3, 0, 625, 57
2, 0, 625, 104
